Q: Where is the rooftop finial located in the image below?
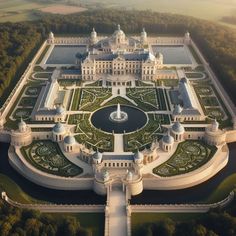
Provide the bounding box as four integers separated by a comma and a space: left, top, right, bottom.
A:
118, 24, 121, 30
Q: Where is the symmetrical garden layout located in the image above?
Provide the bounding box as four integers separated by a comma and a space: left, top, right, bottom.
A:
0, 28, 236, 236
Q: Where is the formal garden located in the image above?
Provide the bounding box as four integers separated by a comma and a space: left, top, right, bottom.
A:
21, 140, 83, 177
193, 82, 232, 128
153, 140, 217, 177
124, 114, 170, 152
69, 114, 114, 152
126, 87, 168, 111
13, 108, 33, 120
78, 88, 112, 111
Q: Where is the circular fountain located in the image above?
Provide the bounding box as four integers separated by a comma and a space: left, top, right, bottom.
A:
109, 103, 128, 123
91, 104, 147, 133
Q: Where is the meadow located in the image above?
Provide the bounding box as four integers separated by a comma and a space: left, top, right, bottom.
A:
0, 0, 236, 25
0, 0, 87, 22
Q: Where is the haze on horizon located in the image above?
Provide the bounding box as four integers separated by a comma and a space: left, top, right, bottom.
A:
81, 0, 236, 21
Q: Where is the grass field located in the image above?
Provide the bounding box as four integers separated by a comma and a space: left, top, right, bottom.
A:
0, 0, 236, 26
0, 174, 45, 204
0, 0, 87, 22
40, 4, 87, 15
0, 0, 45, 22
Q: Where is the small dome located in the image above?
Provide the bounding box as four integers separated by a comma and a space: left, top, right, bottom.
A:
113, 24, 125, 37
173, 104, 183, 114
93, 151, 103, 160
56, 105, 65, 115
135, 150, 144, 161
64, 135, 76, 145
172, 121, 185, 133
53, 122, 65, 133
162, 133, 174, 144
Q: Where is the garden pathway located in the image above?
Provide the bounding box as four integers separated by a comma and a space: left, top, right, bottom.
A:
108, 186, 127, 236
114, 134, 124, 153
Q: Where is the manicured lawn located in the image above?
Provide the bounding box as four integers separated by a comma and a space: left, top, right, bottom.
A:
135, 80, 153, 87
0, 174, 45, 204
124, 114, 169, 152
194, 86, 213, 96
34, 72, 52, 79
84, 80, 103, 87
202, 96, 219, 106
105, 96, 133, 106
79, 88, 112, 111
73, 114, 114, 152
19, 97, 37, 107
205, 174, 236, 203
25, 86, 41, 96
13, 108, 32, 120
156, 88, 167, 110
21, 140, 83, 177
71, 88, 81, 111
193, 82, 232, 128
153, 140, 217, 177
126, 88, 158, 111
185, 72, 204, 78
188, 44, 202, 64
156, 79, 179, 87
206, 108, 225, 120
36, 45, 50, 64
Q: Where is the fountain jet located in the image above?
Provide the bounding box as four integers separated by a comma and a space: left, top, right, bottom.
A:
109, 103, 128, 123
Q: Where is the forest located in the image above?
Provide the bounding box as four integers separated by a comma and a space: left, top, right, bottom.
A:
134, 208, 236, 236
0, 199, 91, 236
0, 22, 43, 106
221, 16, 236, 25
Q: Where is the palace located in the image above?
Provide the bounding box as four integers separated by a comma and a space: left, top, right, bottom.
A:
0, 25, 235, 199
79, 26, 163, 81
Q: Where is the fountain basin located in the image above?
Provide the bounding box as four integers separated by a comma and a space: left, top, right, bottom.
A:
91, 105, 147, 134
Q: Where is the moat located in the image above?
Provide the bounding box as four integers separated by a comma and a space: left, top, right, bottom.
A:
1, 142, 236, 204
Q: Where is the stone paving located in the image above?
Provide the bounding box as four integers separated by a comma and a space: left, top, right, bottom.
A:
108, 186, 127, 236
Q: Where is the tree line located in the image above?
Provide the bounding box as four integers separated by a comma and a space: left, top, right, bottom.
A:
0, 23, 43, 107
221, 16, 236, 26
0, 199, 92, 236
134, 208, 236, 236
